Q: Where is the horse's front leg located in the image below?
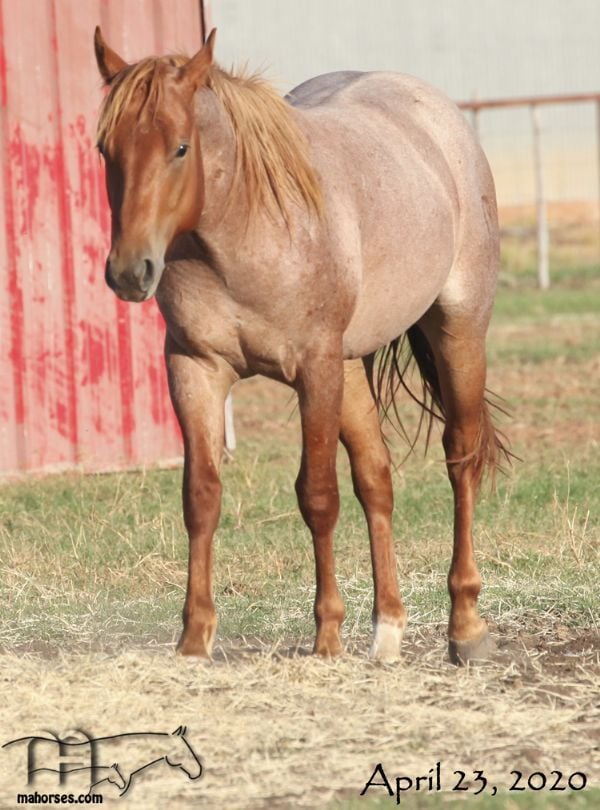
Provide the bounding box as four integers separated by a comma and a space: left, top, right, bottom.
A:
295, 340, 345, 657
165, 336, 236, 658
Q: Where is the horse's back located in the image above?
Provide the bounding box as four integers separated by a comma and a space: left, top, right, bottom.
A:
285, 71, 364, 107
288, 71, 499, 356
289, 69, 494, 222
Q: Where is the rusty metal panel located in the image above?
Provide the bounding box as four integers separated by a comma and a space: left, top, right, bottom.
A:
0, 0, 206, 476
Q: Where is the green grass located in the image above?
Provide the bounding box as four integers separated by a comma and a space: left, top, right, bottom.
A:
0, 466, 596, 650
493, 287, 600, 320
497, 228, 600, 319
0, 442, 597, 647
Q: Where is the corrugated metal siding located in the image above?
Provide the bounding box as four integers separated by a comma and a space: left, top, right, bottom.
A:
0, 0, 207, 477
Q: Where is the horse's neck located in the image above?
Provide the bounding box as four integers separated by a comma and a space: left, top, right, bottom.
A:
195, 89, 245, 239
193, 88, 295, 271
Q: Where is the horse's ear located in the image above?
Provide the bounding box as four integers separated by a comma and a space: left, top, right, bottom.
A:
94, 26, 128, 85
171, 725, 183, 736
180, 28, 216, 89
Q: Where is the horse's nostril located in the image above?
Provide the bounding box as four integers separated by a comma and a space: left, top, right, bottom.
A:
140, 258, 154, 291
105, 260, 118, 291
105, 256, 159, 298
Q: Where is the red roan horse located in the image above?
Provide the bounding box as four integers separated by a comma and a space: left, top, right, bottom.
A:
94, 28, 509, 664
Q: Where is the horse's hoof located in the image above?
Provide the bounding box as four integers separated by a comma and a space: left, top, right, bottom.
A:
448, 628, 496, 666
369, 620, 404, 662
313, 634, 344, 658
177, 652, 212, 664
314, 644, 343, 658
176, 634, 214, 660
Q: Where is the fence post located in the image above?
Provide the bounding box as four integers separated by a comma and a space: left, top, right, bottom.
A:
530, 104, 550, 290
472, 107, 480, 140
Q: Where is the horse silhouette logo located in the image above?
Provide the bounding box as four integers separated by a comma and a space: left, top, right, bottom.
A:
2, 725, 202, 796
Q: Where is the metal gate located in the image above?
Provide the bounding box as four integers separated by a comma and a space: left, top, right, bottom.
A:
0, 0, 207, 476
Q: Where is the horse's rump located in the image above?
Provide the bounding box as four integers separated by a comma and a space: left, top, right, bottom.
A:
289, 71, 498, 358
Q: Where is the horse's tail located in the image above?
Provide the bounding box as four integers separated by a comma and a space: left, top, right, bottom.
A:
373, 325, 512, 487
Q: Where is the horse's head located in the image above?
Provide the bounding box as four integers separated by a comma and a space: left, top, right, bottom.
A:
105, 763, 126, 791
164, 726, 202, 780
93, 28, 216, 302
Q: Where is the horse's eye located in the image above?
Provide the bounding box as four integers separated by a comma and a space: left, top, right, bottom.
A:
175, 144, 189, 158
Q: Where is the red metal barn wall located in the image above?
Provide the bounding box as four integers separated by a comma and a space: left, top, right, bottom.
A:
0, 0, 208, 476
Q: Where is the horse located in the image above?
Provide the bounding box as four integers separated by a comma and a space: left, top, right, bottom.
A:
93, 27, 510, 665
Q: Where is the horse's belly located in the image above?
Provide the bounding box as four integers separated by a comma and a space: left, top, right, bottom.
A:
342, 220, 455, 359
342, 276, 444, 358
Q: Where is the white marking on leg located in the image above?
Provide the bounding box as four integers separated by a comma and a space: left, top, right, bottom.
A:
369, 617, 404, 661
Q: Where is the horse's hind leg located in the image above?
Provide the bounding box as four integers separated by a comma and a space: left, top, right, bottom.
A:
340, 358, 405, 660
417, 308, 497, 664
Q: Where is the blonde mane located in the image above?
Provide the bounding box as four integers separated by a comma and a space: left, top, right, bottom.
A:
97, 57, 324, 223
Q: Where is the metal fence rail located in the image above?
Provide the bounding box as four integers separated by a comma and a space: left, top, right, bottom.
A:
458, 92, 600, 289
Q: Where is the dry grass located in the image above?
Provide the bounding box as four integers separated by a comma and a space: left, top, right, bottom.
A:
0, 625, 598, 808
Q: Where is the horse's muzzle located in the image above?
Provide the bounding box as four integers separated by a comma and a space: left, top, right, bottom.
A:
105, 256, 163, 302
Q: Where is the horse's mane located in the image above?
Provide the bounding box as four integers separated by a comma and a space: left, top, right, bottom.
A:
97, 56, 324, 223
